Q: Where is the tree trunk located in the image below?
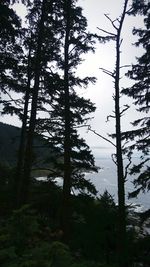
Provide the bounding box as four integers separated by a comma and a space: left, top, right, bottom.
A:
18, 0, 46, 206
115, 1, 128, 266
61, 0, 72, 243
15, 46, 31, 208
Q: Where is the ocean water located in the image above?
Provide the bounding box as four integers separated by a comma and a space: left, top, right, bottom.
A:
38, 148, 149, 211
87, 148, 150, 211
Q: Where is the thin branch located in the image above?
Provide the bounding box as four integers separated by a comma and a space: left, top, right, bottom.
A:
124, 153, 132, 180
119, 38, 123, 47
106, 114, 116, 122
73, 124, 89, 129
118, 0, 129, 35
1, 99, 22, 104
104, 14, 118, 30
126, 7, 133, 15
88, 126, 116, 147
120, 104, 130, 116
122, 140, 130, 149
99, 67, 115, 78
2, 89, 23, 108
120, 64, 131, 69
97, 27, 116, 37
111, 153, 117, 165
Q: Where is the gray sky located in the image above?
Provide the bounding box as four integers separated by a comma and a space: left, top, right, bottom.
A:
0, 0, 144, 151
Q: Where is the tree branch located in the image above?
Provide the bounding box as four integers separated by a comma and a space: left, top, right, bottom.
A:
104, 14, 118, 30
120, 64, 131, 69
99, 67, 115, 78
97, 27, 116, 37
124, 152, 132, 181
120, 104, 130, 116
106, 114, 116, 122
87, 125, 116, 147
111, 153, 117, 165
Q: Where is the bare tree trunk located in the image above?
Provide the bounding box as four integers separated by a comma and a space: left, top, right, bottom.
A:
61, 0, 71, 243
18, 0, 46, 206
114, 1, 129, 266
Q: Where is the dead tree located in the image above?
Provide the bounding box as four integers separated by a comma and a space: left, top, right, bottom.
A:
98, 1, 130, 266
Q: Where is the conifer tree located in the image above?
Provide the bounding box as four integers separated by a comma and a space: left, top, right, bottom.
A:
17, 0, 63, 206
0, 1, 32, 207
0, 0, 23, 113
122, 0, 150, 198
19, 0, 48, 206
62, 0, 105, 242
35, 0, 100, 241
0, 0, 64, 206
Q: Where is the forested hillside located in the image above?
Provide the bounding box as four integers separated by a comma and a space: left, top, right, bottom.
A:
0, 122, 21, 165
0, 122, 53, 170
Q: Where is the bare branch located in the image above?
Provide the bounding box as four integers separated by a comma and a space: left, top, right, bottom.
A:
111, 153, 117, 165
120, 104, 130, 116
126, 7, 133, 15
88, 125, 116, 147
120, 64, 131, 69
99, 67, 115, 78
118, 0, 129, 34
124, 153, 132, 180
97, 27, 116, 37
104, 14, 118, 30
73, 124, 89, 129
120, 38, 123, 47
106, 114, 116, 122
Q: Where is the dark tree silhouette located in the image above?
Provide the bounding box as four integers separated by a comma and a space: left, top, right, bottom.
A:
19, 0, 48, 206
0, 0, 23, 112
14, 0, 63, 206
114, 2, 129, 266
0, 1, 26, 205
48, 0, 100, 242
122, 0, 150, 199
98, 1, 130, 266
62, 0, 72, 242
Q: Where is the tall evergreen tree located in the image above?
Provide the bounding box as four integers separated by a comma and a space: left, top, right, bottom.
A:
62, 0, 72, 242
60, 0, 108, 242
122, 0, 150, 198
0, 1, 33, 207
0, 0, 23, 113
35, 0, 101, 242
0, 0, 63, 206
17, 0, 63, 206
19, 0, 48, 206
1, 0, 98, 211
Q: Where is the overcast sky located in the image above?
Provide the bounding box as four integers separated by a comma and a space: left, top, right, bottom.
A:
0, 0, 144, 152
